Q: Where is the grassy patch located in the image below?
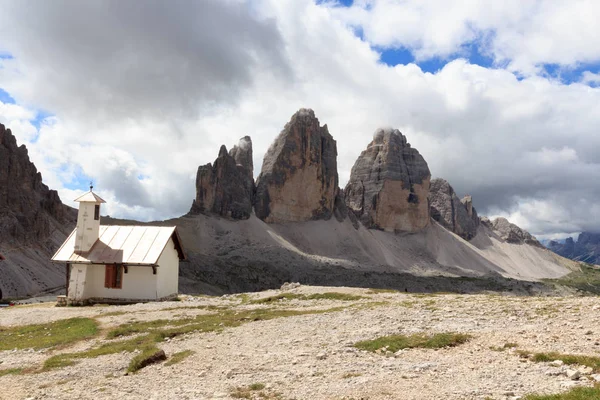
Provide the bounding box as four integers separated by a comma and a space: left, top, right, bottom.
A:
366, 288, 398, 294
107, 306, 345, 340
517, 350, 600, 372
43, 334, 154, 372
106, 317, 196, 339
249, 383, 266, 391
355, 332, 471, 353
236, 294, 251, 304
43, 306, 349, 374
545, 264, 600, 294
523, 385, 600, 400
0, 368, 23, 377
127, 347, 165, 373
0, 318, 98, 351
251, 292, 363, 304
230, 383, 281, 399
165, 350, 195, 366
491, 342, 519, 352
251, 293, 304, 303
304, 292, 363, 301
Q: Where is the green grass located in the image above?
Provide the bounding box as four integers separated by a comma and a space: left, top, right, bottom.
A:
0, 368, 23, 377
366, 288, 399, 294
249, 383, 266, 391
165, 350, 195, 366
230, 383, 281, 399
251, 292, 363, 304
106, 307, 345, 340
355, 332, 471, 353
106, 317, 197, 339
544, 264, 600, 294
0, 318, 98, 351
517, 350, 600, 372
127, 347, 165, 373
43, 306, 350, 374
491, 342, 519, 351
43, 334, 155, 372
523, 385, 600, 399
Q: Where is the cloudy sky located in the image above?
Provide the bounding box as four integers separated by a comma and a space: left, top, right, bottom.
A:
1, 0, 599, 239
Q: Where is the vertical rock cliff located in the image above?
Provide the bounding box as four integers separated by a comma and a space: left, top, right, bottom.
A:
254, 109, 338, 223
0, 123, 76, 298
344, 128, 430, 232
191, 137, 255, 220
0, 123, 71, 244
229, 136, 253, 180
429, 178, 479, 240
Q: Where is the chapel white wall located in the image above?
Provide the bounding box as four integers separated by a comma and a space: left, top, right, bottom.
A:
156, 238, 179, 298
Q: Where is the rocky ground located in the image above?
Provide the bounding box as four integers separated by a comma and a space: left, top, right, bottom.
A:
2, 286, 600, 400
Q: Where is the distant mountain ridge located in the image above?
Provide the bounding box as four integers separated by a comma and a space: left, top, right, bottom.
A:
548, 233, 600, 265
180, 109, 577, 295
0, 111, 579, 298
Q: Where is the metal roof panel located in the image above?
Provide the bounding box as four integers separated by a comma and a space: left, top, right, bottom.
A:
74, 191, 106, 203
51, 225, 183, 265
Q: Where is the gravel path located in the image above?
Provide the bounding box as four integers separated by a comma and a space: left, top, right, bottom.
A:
1, 286, 600, 400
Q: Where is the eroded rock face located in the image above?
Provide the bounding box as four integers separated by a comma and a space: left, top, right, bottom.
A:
429, 178, 479, 240
0, 124, 71, 244
229, 136, 253, 180
483, 217, 543, 248
191, 139, 255, 220
255, 109, 338, 223
344, 128, 430, 232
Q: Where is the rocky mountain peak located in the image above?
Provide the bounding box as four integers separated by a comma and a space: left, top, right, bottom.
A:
229, 136, 253, 180
461, 195, 477, 219
547, 233, 600, 264
429, 178, 479, 240
0, 123, 72, 244
482, 216, 543, 248
191, 138, 255, 220
344, 128, 430, 232
254, 108, 338, 223
578, 232, 600, 246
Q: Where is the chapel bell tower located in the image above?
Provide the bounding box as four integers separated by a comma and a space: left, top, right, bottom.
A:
73, 185, 106, 253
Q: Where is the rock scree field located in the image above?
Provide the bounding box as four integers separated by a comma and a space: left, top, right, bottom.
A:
2, 285, 600, 400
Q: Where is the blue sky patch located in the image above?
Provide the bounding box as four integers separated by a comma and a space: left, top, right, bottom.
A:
63, 166, 93, 191
378, 40, 496, 74
31, 110, 52, 131
541, 62, 600, 85
317, 0, 354, 6
0, 88, 16, 104
376, 38, 600, 86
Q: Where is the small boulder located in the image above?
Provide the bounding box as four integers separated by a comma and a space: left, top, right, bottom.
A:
565, 369, 580, 380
